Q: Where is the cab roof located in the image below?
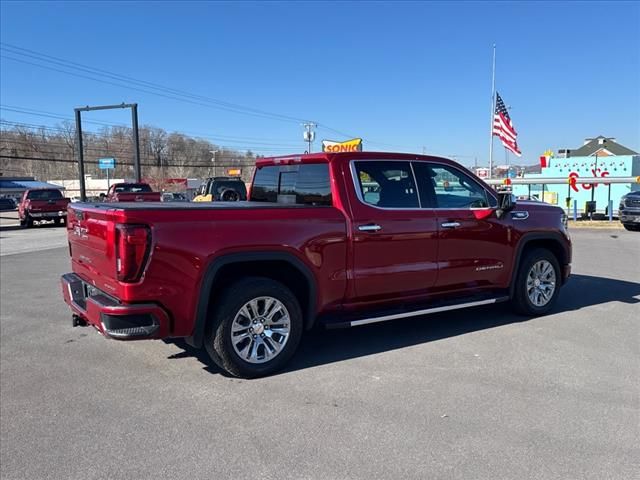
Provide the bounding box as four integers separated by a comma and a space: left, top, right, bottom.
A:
255, 151, 458, 168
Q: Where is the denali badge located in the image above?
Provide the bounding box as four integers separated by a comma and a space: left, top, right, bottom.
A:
511, 211, 529, 220
475, 263, 504, 272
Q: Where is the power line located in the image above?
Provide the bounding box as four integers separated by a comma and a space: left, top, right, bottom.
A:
0, 154, 258, 168
1, 43, 311, 124
0, 118, 299, 152
0, 109, 302, 150
0, 42, 424, 150
0, 50, 310, 125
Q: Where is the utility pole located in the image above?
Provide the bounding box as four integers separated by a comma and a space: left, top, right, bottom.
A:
210, 149, 219, 178
302, 123, 316, 153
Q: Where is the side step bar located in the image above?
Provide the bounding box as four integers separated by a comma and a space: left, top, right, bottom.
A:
328, 296, 510, 329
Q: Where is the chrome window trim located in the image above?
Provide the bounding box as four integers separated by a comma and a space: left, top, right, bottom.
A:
350, 159, 423, 211
349, 158, 498, 212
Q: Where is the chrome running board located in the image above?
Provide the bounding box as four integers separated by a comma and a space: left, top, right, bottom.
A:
348, 297, 509, 327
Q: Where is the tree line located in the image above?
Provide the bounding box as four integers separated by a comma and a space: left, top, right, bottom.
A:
0, 122, 260, 185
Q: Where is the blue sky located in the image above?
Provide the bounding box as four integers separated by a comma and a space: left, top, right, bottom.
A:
1, 1, 639, 165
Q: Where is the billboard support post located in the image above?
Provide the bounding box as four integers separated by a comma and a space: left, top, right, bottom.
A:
74, 103, 140, 201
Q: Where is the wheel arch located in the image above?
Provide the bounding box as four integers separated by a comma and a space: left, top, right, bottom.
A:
509, 232, 570, 298
188, 251, 318, 348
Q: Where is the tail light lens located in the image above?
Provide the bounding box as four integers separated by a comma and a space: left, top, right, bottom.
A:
115, 224, 150, 283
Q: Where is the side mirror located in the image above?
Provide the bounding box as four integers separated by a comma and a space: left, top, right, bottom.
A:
495, 191, 516, 219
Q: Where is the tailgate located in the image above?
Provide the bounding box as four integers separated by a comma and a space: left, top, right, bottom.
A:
114, 192, 161, 202
67, 205, 117, 288
30, 199, 68, 212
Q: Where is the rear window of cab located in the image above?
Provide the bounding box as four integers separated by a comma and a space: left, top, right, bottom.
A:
251, 164, 332, 206
26, 190, 63, 200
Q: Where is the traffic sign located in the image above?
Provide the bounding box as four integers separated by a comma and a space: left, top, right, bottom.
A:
98, 157, 116, 169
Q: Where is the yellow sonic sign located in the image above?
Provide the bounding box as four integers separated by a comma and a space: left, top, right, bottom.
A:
322, 138, 363, 153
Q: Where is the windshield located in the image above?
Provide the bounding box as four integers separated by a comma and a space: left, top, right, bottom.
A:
27, 189, 63, 200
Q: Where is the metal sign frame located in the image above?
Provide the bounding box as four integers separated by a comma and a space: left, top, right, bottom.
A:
75, 103, 141, 201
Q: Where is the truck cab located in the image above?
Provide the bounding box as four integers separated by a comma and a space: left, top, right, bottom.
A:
105, 183, 161, 202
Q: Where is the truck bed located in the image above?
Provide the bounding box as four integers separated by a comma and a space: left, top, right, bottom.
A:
75, 201, 321, 211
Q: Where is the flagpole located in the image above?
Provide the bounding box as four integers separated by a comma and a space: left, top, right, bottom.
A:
488, 44, 496, 179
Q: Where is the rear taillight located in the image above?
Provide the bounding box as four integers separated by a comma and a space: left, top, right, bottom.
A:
115, 224, 151, 283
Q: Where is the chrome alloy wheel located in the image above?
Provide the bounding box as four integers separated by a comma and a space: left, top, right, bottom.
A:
526, 260, 557, 307
230, 296, 291, 364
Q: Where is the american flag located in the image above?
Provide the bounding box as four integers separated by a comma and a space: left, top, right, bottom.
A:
492, 92, 521, 157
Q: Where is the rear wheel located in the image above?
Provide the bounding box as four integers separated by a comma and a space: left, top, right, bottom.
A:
205, 277, 303, 378
511, 248, 561, 316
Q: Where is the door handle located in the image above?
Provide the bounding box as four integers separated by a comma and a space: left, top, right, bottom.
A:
441, 222, 461, 229
358, 224, 382, 232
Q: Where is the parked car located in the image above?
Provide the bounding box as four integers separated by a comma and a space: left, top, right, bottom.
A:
0, 197, 16, 210
18, 188, 70, 227
104, 183, 162, 202
619, 190, 640, 231
193, 177, 247, 202
61, 152, 572, 378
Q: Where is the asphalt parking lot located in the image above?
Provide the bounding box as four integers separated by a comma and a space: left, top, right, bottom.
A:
1, 226, 639, 480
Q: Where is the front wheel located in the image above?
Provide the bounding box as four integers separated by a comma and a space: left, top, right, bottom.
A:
511, 248, 561, 316
623, 224, 640, 232
205, 277, 303, 378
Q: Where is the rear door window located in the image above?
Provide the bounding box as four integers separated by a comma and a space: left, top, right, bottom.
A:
27, 189, 63, 200
353, 161, 419, 208
114, 184, 152, 193
251, 164, 332, 206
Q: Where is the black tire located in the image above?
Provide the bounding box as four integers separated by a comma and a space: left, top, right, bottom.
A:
205, 277, 303, 378
623, 224, 640, 232
221, 189, 239, 202
54, 218, 61, 226
511, 248, 561, 316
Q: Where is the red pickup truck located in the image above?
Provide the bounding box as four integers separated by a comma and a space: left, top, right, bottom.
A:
19, 188, 70, 227
105, 182, 161, 202
61, 152, 571, 377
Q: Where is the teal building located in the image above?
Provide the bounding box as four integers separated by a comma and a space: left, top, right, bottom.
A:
512, 136, 639, 215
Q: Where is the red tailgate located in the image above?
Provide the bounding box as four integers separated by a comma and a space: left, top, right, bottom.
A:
67, 206, 117, 292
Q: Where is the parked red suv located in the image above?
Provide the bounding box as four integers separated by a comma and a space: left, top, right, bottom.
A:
61, 152, 571, 377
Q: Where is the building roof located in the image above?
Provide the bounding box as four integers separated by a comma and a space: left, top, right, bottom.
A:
566, 136, 638, 157
0, 178, 66, 194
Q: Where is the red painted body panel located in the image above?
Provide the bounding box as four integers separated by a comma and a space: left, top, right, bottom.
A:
62, 152, 572, 340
